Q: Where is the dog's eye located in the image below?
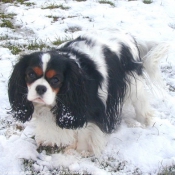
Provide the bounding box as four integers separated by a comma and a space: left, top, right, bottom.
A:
27, 72, 36, 79
50, 77, 60, 85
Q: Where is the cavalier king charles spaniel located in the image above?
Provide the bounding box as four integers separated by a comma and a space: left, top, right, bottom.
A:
8, 32, 166, 156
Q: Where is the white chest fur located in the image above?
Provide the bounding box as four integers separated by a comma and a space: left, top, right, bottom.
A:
32, 104, 107, 156
33, 104, 75, 147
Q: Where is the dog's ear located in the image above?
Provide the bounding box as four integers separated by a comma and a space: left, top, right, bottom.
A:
52, 59, 88, 129
8, 55, 34, 122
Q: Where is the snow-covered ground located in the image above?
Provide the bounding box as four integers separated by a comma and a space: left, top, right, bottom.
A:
0, 0, 175, 174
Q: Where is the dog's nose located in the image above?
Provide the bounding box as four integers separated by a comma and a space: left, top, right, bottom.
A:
36, 85, 47, 95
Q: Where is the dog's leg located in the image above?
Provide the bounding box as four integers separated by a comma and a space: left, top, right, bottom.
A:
76, 123, 107, 157
129, 75, 154, 126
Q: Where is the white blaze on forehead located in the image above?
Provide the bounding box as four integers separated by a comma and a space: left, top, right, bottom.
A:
42, 53, 51, 72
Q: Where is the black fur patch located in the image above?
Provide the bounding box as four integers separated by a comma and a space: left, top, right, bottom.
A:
8, 35, 143, 134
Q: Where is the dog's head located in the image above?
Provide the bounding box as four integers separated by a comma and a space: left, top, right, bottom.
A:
25, 52, 64, 106
8, 51, 87, 129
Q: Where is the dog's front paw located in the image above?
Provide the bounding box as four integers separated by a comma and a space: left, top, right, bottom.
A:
35, 136, 55, 148
79, 150, 94, 158
125, 119, 142, 128
64, 148, 78, 156
135, 109, 156, 127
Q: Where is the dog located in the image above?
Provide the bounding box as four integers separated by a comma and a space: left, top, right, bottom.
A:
8, 32, 167, 156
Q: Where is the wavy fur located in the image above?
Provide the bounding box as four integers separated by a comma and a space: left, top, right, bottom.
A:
7, 33, 167, 155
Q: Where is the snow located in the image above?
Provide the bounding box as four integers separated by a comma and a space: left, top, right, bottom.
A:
0, 0, 175, 174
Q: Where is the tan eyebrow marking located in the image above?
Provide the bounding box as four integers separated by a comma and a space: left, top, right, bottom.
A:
33, 67, 43, 76
46, 70, 57, 79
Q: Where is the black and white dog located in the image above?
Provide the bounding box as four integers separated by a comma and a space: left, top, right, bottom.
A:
8, 32, 167, 156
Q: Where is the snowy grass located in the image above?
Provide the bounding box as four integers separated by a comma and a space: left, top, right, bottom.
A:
0, 38, 50, 54
158, 165, 175, 175
1, 0, 35, 5
0, 0, 175, 174
52, 37, 73, 46
143, 0, 153, 4
41, 4, 70, 10
0, 12, 16, 29
98, 0, 115, 7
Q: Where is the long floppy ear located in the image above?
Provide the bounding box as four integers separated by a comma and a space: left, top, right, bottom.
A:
52, 59, 88, 129
8, 55, 34, 122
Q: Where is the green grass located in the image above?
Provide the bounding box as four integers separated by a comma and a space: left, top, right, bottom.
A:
99, 0, 115, 7
65, 26, 82, 33
15, 0, 36, 6
0, 38, 52, 55
42, 4, 70, 10
0, 13, 16, 19
0, 19, 15, 29
158, 165, 175, 175
8, 45, 23, 55
0, 0, 14, 3
0, 12, 16, 29
23, 2, 35, 6
16, 0, 25, 3
74, 0, 87, 1
46, 15, 64, 22
1, 42, 23, 55
27, 39, 50, 51
52, 37, 72, 46
143, 0, 153, 4
37, 145, 66, 154
23, 159, 84, 175
0, 0, 35, 6
46, 15, 78, 23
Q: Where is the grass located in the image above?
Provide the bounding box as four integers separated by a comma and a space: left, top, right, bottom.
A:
16, 0, 25, 3
0, 119, 13, 131
1, 39, 52, 55
143, 0, 153, 4
46, 15, 67, 22
0, 0, 14, 3
0, 13, 16, 19
0, 0, 35, 6
0, 12, 16, 29
99, 0, 115, 7
42, 4, 70, 10
168, 84, 175, 92
65, 26, 82, 33
46, 15, 61, 22
52, 37, 71, 46
158, 165, 175, 175
169, 23, 175, 29
1, 42, 24, 55
74, 0, 87, 1
0, 19, 15, 29
23, 159, 85, 175
27, 39, 50, 51
37, 145, 66, 154
0, 35, 9, 41
15, 0, 36, 6
7, 45, 23, 55
22, 153, 141, 174
23, 2, 35, 6
23, 145, 80, 174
